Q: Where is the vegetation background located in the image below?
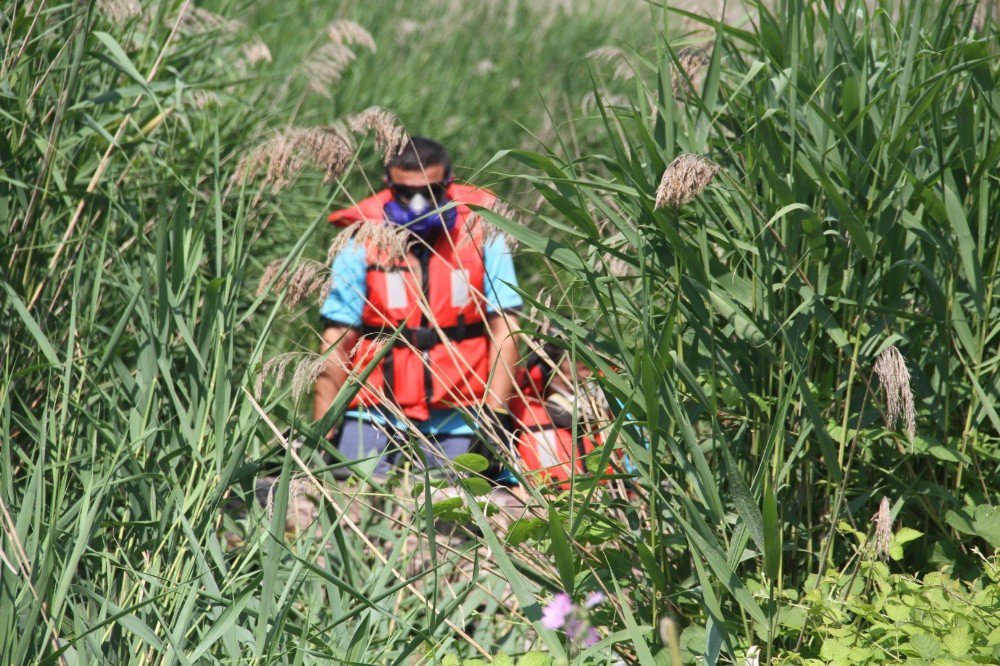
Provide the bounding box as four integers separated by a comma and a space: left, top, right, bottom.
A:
2, 0, 998, 664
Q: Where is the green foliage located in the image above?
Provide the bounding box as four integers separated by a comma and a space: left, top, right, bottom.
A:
0, 0, 653, 662
479, 0, 1000, 660
776, 558, 1000, 664
3, 0, 999, 662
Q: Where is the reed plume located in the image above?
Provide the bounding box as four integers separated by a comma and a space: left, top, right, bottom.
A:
872, 496, 892, 560
463, 199, 519, 247
586, 46, 636, 81
873, 345, 916, 441
350, 334, 389, 359
257, 259, 331, 308
234, 125, 355, 191
672, 47, 709, 98
189, 90, 220, 109
348, 107, 409, 164
241, 39, 273, 66
255, 352, 327, 401
97, 0, 142, 25
327, 219, 409, 266
326, 20, 377, 52
174, 7, 242, 35
654, 154, 720, 208
302, 44, 357, 97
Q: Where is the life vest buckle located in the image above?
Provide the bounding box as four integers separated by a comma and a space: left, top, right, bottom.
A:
409, 326, 439, 350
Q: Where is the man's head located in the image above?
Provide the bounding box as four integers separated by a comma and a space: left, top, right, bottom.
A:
385, 136, 452, 207
383, 137, 455, 237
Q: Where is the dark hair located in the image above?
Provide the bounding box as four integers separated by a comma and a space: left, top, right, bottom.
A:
385, 136, 451, 176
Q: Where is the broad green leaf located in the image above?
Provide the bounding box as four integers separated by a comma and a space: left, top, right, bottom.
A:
452, 453, 489, 473
909, 633, 941, 660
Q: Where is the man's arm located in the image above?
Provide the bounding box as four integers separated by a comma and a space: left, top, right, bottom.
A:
485, 311, 520, 410
313, 324, 360, 425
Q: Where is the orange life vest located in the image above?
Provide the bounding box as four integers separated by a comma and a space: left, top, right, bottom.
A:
509, 357, 607, 486
329, 184, 497, 422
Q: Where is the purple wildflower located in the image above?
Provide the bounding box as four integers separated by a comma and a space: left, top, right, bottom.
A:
541, 592, 574, 630
584, 591, 605, 608
582, 626, 600, 648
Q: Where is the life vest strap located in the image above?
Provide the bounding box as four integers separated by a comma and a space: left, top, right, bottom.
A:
360, 320, 486, 351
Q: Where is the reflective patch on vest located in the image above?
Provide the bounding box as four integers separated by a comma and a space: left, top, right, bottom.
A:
532, 430, 562, 470
385, 271, 408, 309
451, 269, 470, 308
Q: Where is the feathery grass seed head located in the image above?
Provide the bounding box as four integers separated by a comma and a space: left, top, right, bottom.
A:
97, 0, 142, 24
241, 39, 272, 66
189, 90, 221, 109
327, 220, 408, 266
258, 259, 331, 307
326, 20, 376, 52
655, 154, 720, 208
255, 352, 327, 401
463, 199, 519, 248
234, 125, 355, 191
174, 7, 242, 35
586, 46, 635, 81
873, 496, 892, 560
350, 333, 389, 359
255, 353, 295, 398
873, 345, 916, 441
302, 44, 357, 97
291, 355, 327, 402
348, 107, 409, 164
672, 47, 710, 98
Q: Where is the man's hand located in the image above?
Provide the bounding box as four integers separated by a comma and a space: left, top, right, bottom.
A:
485, 311, 520, 410
314, 324, 360, 437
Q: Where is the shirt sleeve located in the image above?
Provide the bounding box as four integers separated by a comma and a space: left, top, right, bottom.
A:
482, 234, 523, 314
319, 239, 367, 327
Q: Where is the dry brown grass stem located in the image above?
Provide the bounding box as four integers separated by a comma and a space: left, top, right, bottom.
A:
234, 125, 355, 191
326, 20, 377, 52
327, 219, 409, 266
586, 46, 636, 81
97, 0, 142, 25
872, 496, 892, 560
873, 345, 916, 441
348, 107, 409, 164
655, 154, 720, 208
258, 258, 331, 308
303, 43, 357, 97
255, 352, 327, 401
672, 47, 710, 98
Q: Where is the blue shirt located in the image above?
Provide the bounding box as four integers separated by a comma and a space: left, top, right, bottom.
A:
320, 233, 523, 435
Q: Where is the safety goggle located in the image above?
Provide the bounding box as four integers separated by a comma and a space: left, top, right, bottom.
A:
388, 181, 449, 204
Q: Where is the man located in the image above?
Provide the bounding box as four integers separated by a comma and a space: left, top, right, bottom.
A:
312, 137, 523, 482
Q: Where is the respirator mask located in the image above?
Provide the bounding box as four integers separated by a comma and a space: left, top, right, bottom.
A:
384, 178, 456, 237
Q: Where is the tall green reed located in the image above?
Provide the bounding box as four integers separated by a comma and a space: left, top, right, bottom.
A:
2, 0, 658, 662
479, 0, 999, 661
